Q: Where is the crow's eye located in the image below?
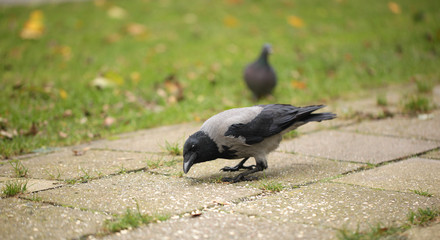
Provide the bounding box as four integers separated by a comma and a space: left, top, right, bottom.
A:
191, 144, 196, 150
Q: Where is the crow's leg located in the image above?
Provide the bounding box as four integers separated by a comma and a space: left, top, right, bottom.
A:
220, 158, 255, 172
222, 158, 267, 183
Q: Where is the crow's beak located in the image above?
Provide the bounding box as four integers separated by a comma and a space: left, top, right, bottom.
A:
183, 153, 197, 174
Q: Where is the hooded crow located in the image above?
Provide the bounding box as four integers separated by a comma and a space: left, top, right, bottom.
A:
183, 104, 336, 182
243, 44, 277, 99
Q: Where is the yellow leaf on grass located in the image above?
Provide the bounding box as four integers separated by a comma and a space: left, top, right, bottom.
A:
126, 23, 147, 37
223, 15, 239, 28
103, 71, 124, 86
107, 6, 126, 19
291, 80, 307, 89
388, 2, 401, 14
287, 15, 304, 28
20, 10, 45, 39
59, 89, 68, 99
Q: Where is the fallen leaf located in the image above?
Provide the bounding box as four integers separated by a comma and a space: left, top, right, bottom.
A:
190, 210, 202, 217
103, 71, 124, 86
63, 109, 73, 118
287, 15, 304, 28
20, 10, 45, 39
104, 116, 116, 127
107, 6, 126, 19
59, 131, 68, 138
0, 130, 17, 139
72, 147, 89, 156
291, 80, 307, 89
388, 2, 401, 14
92, 76, 115, 89
223, 15, 239, 28
59, 89, 68, 99
125, 23, 147, 37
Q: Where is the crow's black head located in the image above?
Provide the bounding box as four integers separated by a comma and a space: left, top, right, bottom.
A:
183, 131, 219, 174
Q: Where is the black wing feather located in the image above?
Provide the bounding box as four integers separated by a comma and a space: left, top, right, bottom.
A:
225, 104, 334, 145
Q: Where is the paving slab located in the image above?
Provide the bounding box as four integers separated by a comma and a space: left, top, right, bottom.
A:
278, 130, 439, 164
36, 171, 262, 215
0, 197, 109, 240
86, 123, 201, 153
103, 211, 335, 240
333, 158, 440, 196
342, 110, 440, 141
220, 182, 440, 231
180, 152, 363, 187
0, 149, 171, 181
0, 177, 61, 193
403, 223, 440, 240
332, 91, 401, 118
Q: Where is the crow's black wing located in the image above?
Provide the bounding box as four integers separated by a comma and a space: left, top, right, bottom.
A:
225, 104, 333, 145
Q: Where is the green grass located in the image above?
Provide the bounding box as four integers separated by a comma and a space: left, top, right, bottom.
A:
407, 207, 440, 226
416, 79, 433, 93
9, 159, 28, 177
258, 180, 285, 192
376, 95, 387, 107
1, 180, 28, 197
104, 205, 169, 233
146, 156, 179, 169
403, 95, 433, 114
412, 189, 433, 197
1, 0, 440, 158
163, 140, 182, 156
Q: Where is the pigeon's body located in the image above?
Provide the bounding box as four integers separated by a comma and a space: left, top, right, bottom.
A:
244, 44, 277, 99
183, 104, 336, 182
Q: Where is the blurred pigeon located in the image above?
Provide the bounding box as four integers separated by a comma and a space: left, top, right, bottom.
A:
244, 44, 277, 99
183, 104, 336, 182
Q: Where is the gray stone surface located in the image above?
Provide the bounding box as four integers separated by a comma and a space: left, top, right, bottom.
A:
87, 123, 201, 153
182, 152, 363, 187
332, 91, 402, 118
279, 130, 439, 164
343, 111, 440, 141
36, 171, 262, 215
0, 198, 109, 240
103, 211, 335, 240
221, 182, 440, 231
403, 223, 440, 240
333, 158, 440, 196
0, 177, 61, 193
0, 149, 167, 181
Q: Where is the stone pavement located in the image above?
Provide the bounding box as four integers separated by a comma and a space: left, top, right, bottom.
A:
1, 84, 440, 240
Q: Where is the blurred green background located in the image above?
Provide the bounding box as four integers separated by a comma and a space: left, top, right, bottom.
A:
1, 0, 439, 158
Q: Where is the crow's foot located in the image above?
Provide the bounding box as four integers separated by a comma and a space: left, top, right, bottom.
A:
220, 158, 254, 172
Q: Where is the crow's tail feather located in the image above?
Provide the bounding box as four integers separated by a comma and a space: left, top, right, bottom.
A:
304, 112, 337, 122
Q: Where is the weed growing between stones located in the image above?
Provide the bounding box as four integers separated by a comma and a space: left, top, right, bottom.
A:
1, 180, 28, 197
412, 189, 433, 197
9, 159, 28, 178
337, 207, 440, 240
104, 203, 169, 233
